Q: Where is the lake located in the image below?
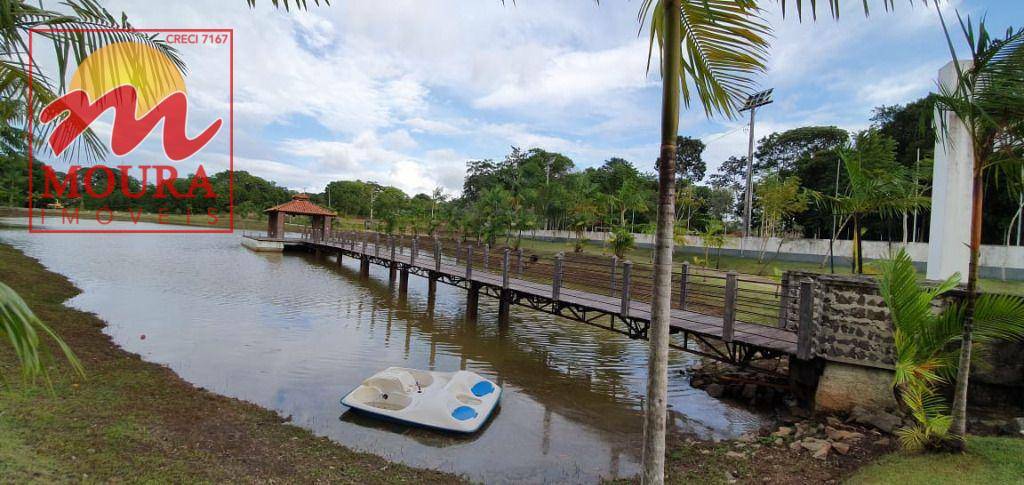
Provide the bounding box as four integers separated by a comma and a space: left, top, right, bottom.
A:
0, 219, 764, 483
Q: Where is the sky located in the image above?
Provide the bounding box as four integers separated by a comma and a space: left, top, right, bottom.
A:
86, 0, 1024, 197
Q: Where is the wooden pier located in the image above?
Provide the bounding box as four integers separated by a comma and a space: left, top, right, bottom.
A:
244, 231, 810, 375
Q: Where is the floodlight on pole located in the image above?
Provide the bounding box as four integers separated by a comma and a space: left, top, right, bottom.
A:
738, 88, 773, 256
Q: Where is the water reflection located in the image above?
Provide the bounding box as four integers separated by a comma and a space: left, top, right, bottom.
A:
0, 220, 764, 483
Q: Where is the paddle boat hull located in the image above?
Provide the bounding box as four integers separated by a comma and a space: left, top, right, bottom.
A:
341, 367, 500, 433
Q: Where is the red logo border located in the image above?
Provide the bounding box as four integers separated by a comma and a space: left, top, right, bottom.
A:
26, 28, 234, 234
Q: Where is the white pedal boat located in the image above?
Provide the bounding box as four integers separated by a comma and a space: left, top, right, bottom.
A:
340, 367, 501, 433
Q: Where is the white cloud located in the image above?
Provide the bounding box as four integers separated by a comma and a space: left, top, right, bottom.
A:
474, 39, 655, 109
86, 0, 1004, 196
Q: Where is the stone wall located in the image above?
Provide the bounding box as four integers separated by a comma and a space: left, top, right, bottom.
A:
780, 272, 895, 369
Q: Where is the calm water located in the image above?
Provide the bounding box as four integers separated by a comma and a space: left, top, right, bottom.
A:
1, 219, 764, 483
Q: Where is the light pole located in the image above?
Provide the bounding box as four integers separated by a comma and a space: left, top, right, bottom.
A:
738, 89, 773, 257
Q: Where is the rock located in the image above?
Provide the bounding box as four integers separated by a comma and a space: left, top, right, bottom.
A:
826, 416, 843, 428
873, 438, 891, 447
726, 451, 746, 459
789, 440, 803, 451
850, 407, 902, 434
812, 442, 832, 460
825, 426, 865, 442
737, 433, 756, 443
867, 412, 903, 434
772, 426, 793, 438
814, 362, 898, 414
706, 383, 725, 398
1014, 418, 1024, 436
800, 437, 830, 453
742, 384, 758, 399
832, 441, 851, 455
725, 471, 738, 483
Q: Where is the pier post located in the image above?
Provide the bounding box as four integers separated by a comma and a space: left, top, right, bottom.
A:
465, 245, 474, 281
499, 248, 511, 322
620, 261, 632, 318
359, 256, 370, 278
361, 232, 367, 254
610, 256, 618, 296
434, 239, 442, 272
722, 271, 738, 343
679, 262, 689, 310
797, 279, 814, 360
466, 282, 480, 320
552, 253, 563, 301
483, 244, 490, 271
375, 232, 380, 257
399, 265, 409, 295
389, 236, 397, 283
337, 251, 343, 266
516, 248, 524, 276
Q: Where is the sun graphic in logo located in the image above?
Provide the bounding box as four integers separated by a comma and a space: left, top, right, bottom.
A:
69, 41, 186, 117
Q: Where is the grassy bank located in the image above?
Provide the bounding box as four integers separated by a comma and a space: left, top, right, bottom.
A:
0, 241, 460, 483
846, 436, 1024, 485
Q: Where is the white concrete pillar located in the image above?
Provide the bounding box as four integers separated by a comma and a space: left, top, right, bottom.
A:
926, 60, 974, 281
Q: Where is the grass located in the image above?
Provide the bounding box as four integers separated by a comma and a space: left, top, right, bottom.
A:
0, 241, 461, 483
846, 436, 1024, 485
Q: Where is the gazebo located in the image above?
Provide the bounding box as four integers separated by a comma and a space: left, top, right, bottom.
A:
264, 193, 336, 241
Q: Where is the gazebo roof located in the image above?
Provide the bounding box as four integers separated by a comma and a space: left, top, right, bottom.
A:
264, 193, 337, 216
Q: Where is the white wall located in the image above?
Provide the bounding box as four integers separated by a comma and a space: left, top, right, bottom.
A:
522, 229, 1024, 277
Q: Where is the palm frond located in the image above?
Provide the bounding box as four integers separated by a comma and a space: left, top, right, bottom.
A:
641, 0, 770, 118
2, 0, 187, 162
0, 281, 84, 384
776, 0, 928, 22
245, 0, 331, 11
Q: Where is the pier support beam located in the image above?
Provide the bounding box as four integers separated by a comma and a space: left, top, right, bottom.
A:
498, 249, 511, 324
466, 282, 481, 320
359, 256, 370, 278
388, 236, 397, 283
399, 265, 409, 295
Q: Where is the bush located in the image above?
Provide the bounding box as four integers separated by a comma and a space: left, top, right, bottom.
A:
609, 227, 635, 258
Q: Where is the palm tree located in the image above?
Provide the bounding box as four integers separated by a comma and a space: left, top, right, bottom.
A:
637, 1, 769, 481
2, 0, 186, 161
830, 131, 926, 273
931, 13, 1024, 447
877, 250, 1024, 450
636, 1, 923, 480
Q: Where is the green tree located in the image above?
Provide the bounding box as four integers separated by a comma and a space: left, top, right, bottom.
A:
754, 174, 811, 262
674, 136, 707, 184
697, 219, 726, 268
932, 15, 1024, 447
830, 131, 926, 273
609, 226, 636, 258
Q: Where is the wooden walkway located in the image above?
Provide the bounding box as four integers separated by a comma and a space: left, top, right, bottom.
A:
246, 234, 806, 373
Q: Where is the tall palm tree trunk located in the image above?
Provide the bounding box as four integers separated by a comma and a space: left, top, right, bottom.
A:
642, 1, 679, 483
950, 153, 985, 448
